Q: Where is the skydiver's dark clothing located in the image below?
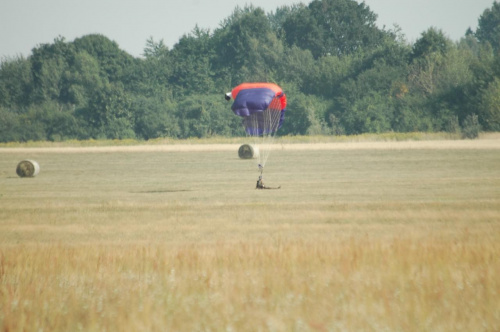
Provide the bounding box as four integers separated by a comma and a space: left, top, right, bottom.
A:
256, 179, 280, 189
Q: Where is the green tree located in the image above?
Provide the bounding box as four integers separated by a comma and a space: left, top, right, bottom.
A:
408, 29, 451, 97
77, 82, 133, 139
169, 26, 215, 96
34, 101, 81, 141
391, 95, 429, 132
180, 94, 243, 138
130, 38, 173, 99
142, 38, 171, 84
282, 0, 385, 58
276, 46, 316, 92
280, 92, 330, 135
333, 38, 410, 134
280, 4, 323, 58
0, 106, 22, 142
307, 54, 354, 97
411, 27, 451, 61
475, 1, 500, 52
30, 37, 75, 103
143, 37, 168, 59
0, 56, 32, 108
212, 6, 280, 85
2, 1, 499, 142
267, 4, 303, 37
236, 32, 284, 83
132, 96, 179, 139
73, 34, 135, 83
478, 77, 500, 130
339, 90, 393, 134
462, 113, 481, 138
409, 29, 485, 131
60, 51, 104, 106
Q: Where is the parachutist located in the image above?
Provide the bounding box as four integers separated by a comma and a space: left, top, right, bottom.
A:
255, 175, 280, 190
227, 83, 286, 191
256, 175, 264, 189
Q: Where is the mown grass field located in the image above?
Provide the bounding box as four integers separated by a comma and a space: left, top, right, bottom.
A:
1, 138, 499, 331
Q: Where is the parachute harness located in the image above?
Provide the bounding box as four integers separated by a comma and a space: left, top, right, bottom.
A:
258, 163, 264, 183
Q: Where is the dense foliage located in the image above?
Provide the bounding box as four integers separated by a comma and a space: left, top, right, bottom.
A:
1, 0, 499, 142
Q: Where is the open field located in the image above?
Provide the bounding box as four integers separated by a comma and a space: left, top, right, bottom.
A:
1, 138, 500, 331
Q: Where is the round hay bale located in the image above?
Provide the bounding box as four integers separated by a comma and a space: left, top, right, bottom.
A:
238, 144, 259, 159
16, 160, 40, 178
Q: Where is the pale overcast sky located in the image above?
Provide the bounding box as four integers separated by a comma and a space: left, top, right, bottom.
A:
0, 0, 495, 59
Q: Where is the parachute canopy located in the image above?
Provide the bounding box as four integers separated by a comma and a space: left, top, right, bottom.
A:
230, 83, 287, 136
228, 83, 287, 172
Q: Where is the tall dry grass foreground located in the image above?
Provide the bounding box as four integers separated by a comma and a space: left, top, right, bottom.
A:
1, 140, 499, 331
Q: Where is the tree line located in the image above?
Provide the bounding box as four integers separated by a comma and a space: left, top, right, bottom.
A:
1, 0, 499, 142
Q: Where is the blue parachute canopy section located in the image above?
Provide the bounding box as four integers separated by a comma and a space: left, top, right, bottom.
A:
230, 83, 287, 136
232, 88, 277, 116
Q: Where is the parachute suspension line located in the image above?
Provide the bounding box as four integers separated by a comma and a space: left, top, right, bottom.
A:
249, 96, 282, 172
248, 113, 265, 170
230, 83, 286, 186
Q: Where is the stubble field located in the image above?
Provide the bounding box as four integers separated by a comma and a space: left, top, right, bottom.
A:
1, 138, 499, 331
